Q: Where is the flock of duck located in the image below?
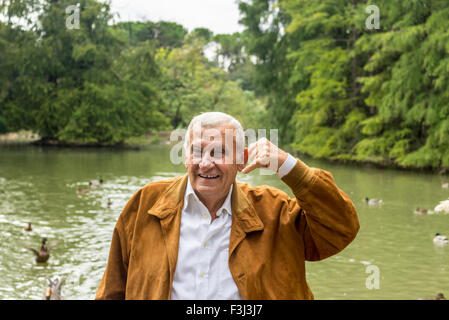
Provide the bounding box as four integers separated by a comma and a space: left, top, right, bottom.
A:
21, 178, 106, 300
363, 181, 448, 299
365, 181, 449, 247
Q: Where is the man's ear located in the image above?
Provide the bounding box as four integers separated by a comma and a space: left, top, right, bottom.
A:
237, 148, 248, 171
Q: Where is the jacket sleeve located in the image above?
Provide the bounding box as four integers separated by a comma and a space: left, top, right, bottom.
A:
281, 158, 360, 261
95, 215, 129, 299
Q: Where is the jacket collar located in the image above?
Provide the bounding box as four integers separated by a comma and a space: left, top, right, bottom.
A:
147, 174, 264, 233
184, 177, 233, 217
147, 175, 188, 219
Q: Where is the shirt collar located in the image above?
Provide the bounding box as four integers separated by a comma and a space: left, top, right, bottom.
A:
185, 177, 233, 217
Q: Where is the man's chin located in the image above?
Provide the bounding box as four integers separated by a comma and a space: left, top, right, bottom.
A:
194, 181, 225, 195
196, 183, 221, 193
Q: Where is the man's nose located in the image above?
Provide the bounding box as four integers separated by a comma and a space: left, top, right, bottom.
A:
199, 151, 215, 169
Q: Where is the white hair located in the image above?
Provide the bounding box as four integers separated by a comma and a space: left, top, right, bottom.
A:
183, 112, 245, 156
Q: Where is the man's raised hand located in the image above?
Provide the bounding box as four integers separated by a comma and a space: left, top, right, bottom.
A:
241, 138, 288, 174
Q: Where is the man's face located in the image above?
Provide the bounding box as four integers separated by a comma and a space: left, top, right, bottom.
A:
184, 123, 245, 201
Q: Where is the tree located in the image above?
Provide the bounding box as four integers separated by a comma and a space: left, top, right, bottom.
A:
355, 0, 449, 168
238, 0, 299, 143
239, 0, 449, 169
135, 21, 187, 48
155, 39, 265, 130
1, 0, 169, 144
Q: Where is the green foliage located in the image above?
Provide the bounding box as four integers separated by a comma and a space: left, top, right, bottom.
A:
239, 0, 449, 169
191, 27, 213, 42
1, 1, 266, 143
1, 0, 171, 144
155, 39, 263, 130
115, 20, 188, 48
238, 0, 299, 142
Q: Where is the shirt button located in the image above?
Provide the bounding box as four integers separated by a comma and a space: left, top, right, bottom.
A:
199, 272, 205, 277
203, 242, 207, 248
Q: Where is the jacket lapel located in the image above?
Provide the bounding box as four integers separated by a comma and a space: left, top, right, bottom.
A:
147, 175, 188, 298
229, 181, 264, 257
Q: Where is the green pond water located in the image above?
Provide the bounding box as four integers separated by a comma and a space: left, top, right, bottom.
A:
0, 144, 448, 300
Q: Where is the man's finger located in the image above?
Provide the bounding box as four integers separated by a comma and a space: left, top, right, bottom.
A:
241, 161, 259, 174
248, 142, 257, 157
247, 147, 258, 162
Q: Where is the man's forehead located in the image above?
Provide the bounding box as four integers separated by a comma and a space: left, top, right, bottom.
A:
189, 125, 238, 144
190, 124, 237, 134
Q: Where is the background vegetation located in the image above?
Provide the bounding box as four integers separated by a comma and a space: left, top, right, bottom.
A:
1, 0, 448, 170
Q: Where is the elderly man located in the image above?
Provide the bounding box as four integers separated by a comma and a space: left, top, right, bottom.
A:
96, 112, 359, 300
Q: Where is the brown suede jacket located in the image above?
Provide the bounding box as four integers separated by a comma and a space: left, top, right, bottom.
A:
95, 158, 360, 299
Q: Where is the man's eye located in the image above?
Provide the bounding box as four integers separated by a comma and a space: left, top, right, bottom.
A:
192, 149, 202, 157
211, 150, 224, 158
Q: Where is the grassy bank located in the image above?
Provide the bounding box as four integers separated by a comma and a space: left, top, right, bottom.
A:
0, 131, 174, 149
0, 131, 40, 145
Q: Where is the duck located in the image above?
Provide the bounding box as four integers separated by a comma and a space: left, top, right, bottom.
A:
23, 237, 58, 263
413, 208, 434, 215
43, 278, 64, 300
89, 178, 104, 188
434, 199, 449, 214
76, 187, 90, 195
417, 292, 446, 300
107, 198, 112, 207
413, 208, 428, 215
365, 197, 383, 205
433, 233, 449, 246
436, 293, 446, 300
24, 222, 32, 231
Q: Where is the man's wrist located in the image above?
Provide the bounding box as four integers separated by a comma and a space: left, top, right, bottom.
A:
277, 153, 297, 178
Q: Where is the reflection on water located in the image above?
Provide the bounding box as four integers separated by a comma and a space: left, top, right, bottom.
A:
0, 145, 448, 299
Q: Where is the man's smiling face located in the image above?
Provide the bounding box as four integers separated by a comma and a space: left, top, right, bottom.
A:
184, 123, 244, 203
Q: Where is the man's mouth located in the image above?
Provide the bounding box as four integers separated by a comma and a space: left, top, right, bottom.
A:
198, 174, 220, 179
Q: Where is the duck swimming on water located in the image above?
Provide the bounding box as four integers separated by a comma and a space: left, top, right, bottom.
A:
23, 237, 58, 263
365, 197, 383, 206
89, 178, 103, 188
417, 292, 446, 300
413, 208, 432, 215
43, 278, 64, 300
76, 187, 90, 195
434, 199, 449, 213
433, 233, 449, 246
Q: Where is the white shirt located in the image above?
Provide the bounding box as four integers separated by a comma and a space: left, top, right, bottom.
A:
170, 154, 297, 300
